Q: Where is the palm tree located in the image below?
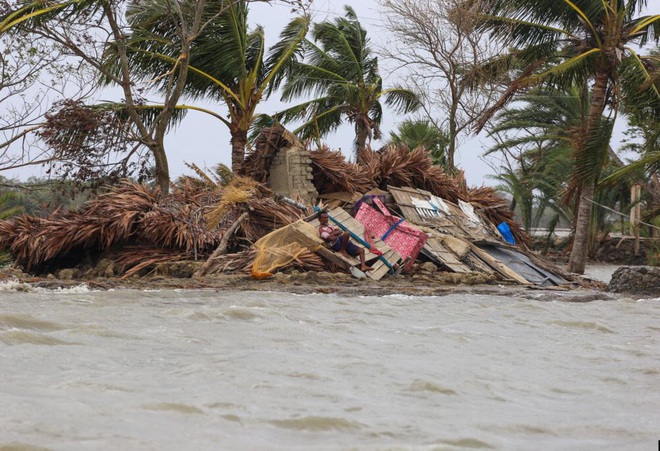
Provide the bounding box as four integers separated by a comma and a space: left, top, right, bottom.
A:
122, 1, 309, 174
603, 47, 660, 206
487, 86, 606, 234
478, 0, 660, 273
387, 119, 450, 168
274, 5, 420, 163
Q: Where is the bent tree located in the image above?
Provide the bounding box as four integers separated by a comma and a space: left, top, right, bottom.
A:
478, 0, 660, 273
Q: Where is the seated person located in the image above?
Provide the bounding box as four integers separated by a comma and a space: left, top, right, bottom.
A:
318, 211, 372, 272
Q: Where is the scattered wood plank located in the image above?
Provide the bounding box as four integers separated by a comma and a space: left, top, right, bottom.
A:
308, 207, 402, 281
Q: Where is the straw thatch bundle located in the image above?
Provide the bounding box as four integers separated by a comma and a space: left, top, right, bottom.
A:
309, 146, 374, 194
111, 246, 190, 279
0, 174, 315, 275
358, 146, 467, 201
242, 197, 311, 243
0, 180, 223, 273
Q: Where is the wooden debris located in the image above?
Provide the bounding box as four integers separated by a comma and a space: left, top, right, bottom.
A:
195, 212, 249, 278
307, 207, 402, 281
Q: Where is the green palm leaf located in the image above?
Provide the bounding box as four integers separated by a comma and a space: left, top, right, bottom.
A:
277, 6, 419, 160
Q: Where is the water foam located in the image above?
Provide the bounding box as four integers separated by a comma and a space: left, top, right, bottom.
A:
0, 280, 93, 294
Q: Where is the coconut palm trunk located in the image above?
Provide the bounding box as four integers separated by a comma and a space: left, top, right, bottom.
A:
567, 69, 610, 274
230, 128, 248, 174
355, 118, 371, 163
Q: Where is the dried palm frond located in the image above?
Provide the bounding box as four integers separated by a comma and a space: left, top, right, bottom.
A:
85, 181, 156, 217
6, 215, 46, 271
238, 197, 309, 244
309, 146, 373, 194
111, 246, 189, 279
207, 248, 326, 276
183, 162, 219, 187
206, 250, 256, 275
0, 218, 19, 249
0, 179, 225, 272
137, 208, 213, 255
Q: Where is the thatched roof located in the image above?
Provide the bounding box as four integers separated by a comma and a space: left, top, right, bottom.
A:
0, 177, 310, 276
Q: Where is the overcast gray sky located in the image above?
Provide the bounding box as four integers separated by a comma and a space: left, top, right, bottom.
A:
168, 0, 654, 186
4, 0, 655, 186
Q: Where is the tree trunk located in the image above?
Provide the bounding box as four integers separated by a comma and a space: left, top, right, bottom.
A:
567, 69, 609, 274
568, 183, 594, 274
355, 120, 370, 164
194, 212, 249, 277
152, 144, 170, 195
230, 128, 247, 174
448, 93, 458, 172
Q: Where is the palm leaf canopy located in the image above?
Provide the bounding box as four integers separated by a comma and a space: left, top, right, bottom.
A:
477, 0, 660, 124
278, 5, 419, 143
0, 0, 102, 33
119, 0, 308, 117
487, 86, 588, 148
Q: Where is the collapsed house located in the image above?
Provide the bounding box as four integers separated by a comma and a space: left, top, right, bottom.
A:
236, 126, 571, 286
0, 125, 575, 286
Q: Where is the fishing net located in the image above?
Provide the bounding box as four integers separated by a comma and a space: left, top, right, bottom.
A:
251, 220, 323, 279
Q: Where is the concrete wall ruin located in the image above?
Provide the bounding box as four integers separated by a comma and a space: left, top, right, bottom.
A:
267, 144, 318, 206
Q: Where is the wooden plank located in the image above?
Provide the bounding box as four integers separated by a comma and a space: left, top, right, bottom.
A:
315, 246, 354, 270
423, 238, 471, 273
389, 186, 495, 241
325, 207, 401, 281
309, 208, 401, 280
368, 249, 396, 280
389, 186, 468, 237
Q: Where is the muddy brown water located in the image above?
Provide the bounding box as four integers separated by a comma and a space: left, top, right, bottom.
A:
0, 273, 658, 450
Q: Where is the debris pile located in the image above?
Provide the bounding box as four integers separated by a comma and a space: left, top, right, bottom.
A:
0, 125, 576, 286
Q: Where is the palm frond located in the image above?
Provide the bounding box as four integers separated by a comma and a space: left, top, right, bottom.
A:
382, 88, 421, 115
263, 15, 310, 96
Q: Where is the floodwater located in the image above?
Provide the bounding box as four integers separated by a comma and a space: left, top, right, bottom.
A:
0, 278, 658, 450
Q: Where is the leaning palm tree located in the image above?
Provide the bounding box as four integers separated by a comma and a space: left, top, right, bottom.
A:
118, 0, 309, 174
477, 0, 660, 273
487, 86, 599, 232
603, 47, 660, 204
274, 5, 420, 163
